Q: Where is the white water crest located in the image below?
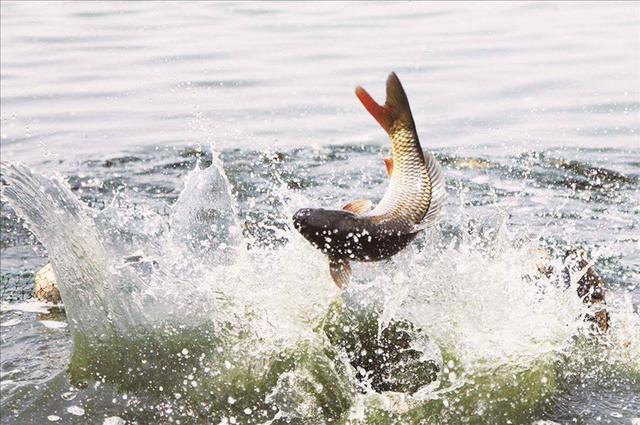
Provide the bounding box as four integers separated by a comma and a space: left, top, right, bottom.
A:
1, 156, 337, 349
2, 162, 135, 338
169, 153, 240, 264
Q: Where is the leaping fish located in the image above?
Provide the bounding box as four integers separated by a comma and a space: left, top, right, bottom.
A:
293, 72, 446, 288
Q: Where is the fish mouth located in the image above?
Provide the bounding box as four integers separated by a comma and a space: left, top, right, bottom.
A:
292, 208, 312, 232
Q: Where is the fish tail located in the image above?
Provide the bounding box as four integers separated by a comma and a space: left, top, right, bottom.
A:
355, 72, 416, 134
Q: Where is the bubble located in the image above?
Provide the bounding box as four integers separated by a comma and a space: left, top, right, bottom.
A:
66, 406, 85, 416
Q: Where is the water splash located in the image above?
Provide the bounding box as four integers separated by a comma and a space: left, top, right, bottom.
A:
169, 153, 240, 264
1, 163, 139, 338
1, 152, 638, 423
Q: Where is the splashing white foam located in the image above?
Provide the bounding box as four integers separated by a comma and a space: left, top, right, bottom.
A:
2, 153, 638, 422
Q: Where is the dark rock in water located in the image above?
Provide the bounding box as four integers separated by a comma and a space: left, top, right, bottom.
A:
102, 156, 142, 168
320, 295, 439, 394
530, 247, 610, 333
437, 154, 495, 170
547, 158, 636, 186
562, 248, 610, 333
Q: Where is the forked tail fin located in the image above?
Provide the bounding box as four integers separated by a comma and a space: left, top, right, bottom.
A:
355, 72, 417, 135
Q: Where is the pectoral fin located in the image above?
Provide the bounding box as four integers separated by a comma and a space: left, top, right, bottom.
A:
342, 199, 373, 215
329, 257, 351, 289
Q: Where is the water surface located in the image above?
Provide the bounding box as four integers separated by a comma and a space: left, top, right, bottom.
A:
1, 2, 639, 424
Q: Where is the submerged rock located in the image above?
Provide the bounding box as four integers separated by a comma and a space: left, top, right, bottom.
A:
438, 155, 496, 170
34, 263, 61, 304
320, 294, 440, 394
530, 247, 610, 333
562, 248, 610, 333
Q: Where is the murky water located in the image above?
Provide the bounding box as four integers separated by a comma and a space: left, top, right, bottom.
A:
1, 2, 639, 424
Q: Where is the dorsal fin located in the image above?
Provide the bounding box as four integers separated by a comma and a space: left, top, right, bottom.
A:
383, 156, 394, 177
355, 72, 416, 135
329, 257, 351, 289
342, 199, 373, 215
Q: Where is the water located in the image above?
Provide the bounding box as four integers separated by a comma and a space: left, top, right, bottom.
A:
1, 2, 639, 424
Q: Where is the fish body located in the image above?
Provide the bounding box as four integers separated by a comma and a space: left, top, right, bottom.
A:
293, 207, 418, 261
293, 73, 445, 288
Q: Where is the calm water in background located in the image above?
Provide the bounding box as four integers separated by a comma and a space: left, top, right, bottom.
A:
1, 1, 639, 163
1, 2, 640, 424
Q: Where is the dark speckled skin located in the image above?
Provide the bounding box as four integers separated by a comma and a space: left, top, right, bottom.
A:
293, 208, 417, 262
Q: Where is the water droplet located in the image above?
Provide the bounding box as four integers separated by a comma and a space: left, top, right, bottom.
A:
66, 405, 85, 416
61, 391, 77, 401
103, 417, 126, 425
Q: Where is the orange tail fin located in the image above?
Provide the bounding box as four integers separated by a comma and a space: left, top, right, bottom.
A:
355, 72, 416, 134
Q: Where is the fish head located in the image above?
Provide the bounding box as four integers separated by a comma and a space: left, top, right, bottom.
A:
292, 208, 362, 254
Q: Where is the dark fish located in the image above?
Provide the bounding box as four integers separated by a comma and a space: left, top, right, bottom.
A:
293, 72, 445, 288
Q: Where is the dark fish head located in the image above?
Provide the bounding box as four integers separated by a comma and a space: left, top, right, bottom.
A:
293, 207, 418, 261
293, 208, 361, 254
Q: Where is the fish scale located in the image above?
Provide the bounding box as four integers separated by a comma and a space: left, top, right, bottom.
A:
367, 122, 432, 228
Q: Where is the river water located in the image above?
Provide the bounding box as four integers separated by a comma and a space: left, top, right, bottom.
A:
1, 2, 639, 424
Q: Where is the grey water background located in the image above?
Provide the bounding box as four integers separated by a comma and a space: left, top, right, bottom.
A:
1, 1, 639, 424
